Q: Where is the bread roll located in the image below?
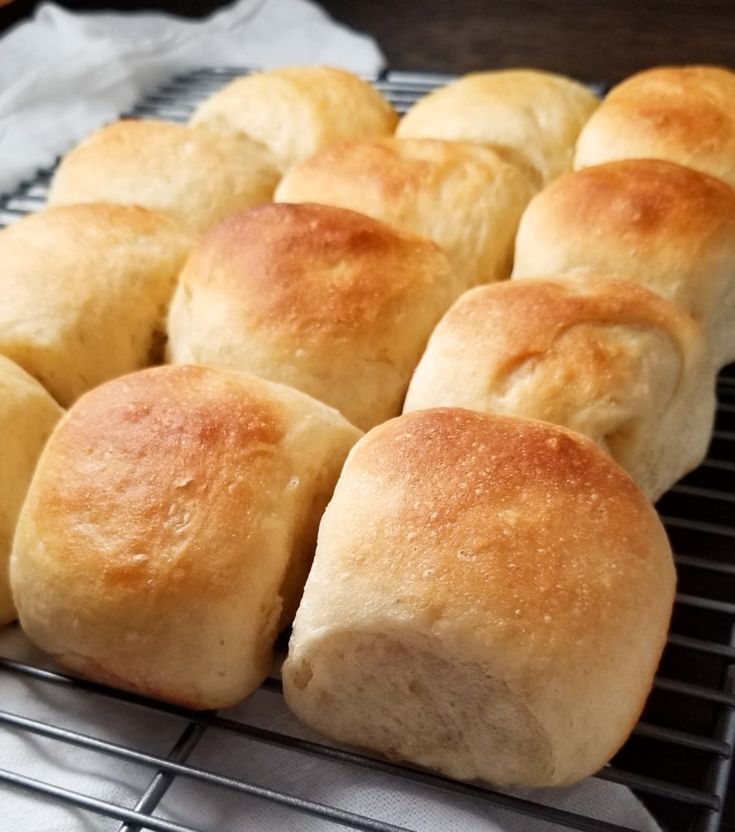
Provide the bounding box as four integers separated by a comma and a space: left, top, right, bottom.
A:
404, 277, 714, 501
0, 356, 63, 627
512, 159, 735, 367
275, 138, 534, 290
397, 69, 599, 187
47, 120, 280, 234
284, 408, 675, 788
0, 204, 193, 406
190, 66, 397, 170
574, 65, 735, 188
11, 365, 361, 709
168, 203, 461, 431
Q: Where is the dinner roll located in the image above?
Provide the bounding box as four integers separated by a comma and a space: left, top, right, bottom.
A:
168, 203, 461, 431
276, 138, 534, 290
512, 159, 735, 367
404, 277, 715, 501
284, 409, 675, 788
11, 365, 360, 709
190, 66, 397, 170
574, 65, 735, 188
47, 120, 280, 234
0, 204, 193, 406
0, 357, 63, 627
397, 69, 599, 187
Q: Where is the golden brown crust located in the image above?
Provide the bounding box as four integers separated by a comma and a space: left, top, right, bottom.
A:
574, 65, 735, 187
275, 137, 534, 290
167, 202, 461, 430
191, 66, 398, 169
397, 69, 599, 186
0, 203, 194, 406
32, 366, 283, 600
404, 276, 715, 499
11, 365, 361, 708
48, 119, 281, 233
512, 159, 735, 365
285, 409, 675, 785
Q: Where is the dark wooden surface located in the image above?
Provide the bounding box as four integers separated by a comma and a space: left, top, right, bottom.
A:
319, 0, 735, 83
1, 1, 734, 830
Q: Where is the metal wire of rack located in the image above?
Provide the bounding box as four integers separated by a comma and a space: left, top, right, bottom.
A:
0, 68, 733, 832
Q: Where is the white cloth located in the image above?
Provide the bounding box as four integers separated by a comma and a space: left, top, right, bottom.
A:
0, 625, 661, 832
0, 0, 384, 192
0, 3, 662, 829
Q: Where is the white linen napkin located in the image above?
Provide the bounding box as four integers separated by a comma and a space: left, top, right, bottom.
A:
0, 0, 385, 193
0, 624, 661, 832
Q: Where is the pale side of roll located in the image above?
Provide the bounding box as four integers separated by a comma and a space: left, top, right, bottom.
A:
397, 69, 599, 187
47, 119, 281, 234
190, 66, 398, 170
0, 356, 63, 627
11, 365, 361, 709
574, 65, 735, 188
0, 204, 194, 406
275, 138, 534, 291
167, 202, 462, 431
283, 409, 675, 788
404, 277, 715, 501
512, 159, 735, 367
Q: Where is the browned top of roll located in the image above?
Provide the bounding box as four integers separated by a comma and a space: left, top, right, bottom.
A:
346, 411, 668, 626
48, 119, 280, 233
191, 66, 398, 169
168, 202, 460, 430
408, 274, 699, 387
397, 68, 599, 187
275, 137, 534, 290
0, 203, 194, 406
512, 159, 735, 338
404, 275, 714, 500
574, 65, 735, 187
180, 202, 455, 340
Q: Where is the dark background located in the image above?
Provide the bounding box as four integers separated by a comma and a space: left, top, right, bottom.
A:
1, 0, 734, 83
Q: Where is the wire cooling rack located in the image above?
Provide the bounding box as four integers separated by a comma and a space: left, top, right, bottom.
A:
0, 68, 733, 832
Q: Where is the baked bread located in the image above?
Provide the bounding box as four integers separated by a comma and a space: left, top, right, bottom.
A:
0, 356, 63, 627
512, 159, 735, 367
283, 408, 675, 788
0, 204, 193, 406
167, 203, 461, 431
404, 277, 715, 501
275, 138, 534, 290
190, 66, 397, 170
11, 365, 361, 709
574, 65, 735, 188
47, 119, 281, 234
397, 69, 599, 187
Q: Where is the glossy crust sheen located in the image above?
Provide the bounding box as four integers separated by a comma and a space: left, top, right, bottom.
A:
512, 159, 735, 367
0, 204, 194, 407
167, 203, 462, 430
404, 277, 715, 500
275, 138, 534, 290
190, 66, 398, 169
284, 409, 675, 787
11, 365, 361, 709
48, 120, 281, 233
0, 356, 63, 627
574, 65, 735, 188
397, 69, 599, 187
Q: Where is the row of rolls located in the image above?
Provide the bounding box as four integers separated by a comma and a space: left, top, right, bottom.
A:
2, 63, 735, 788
